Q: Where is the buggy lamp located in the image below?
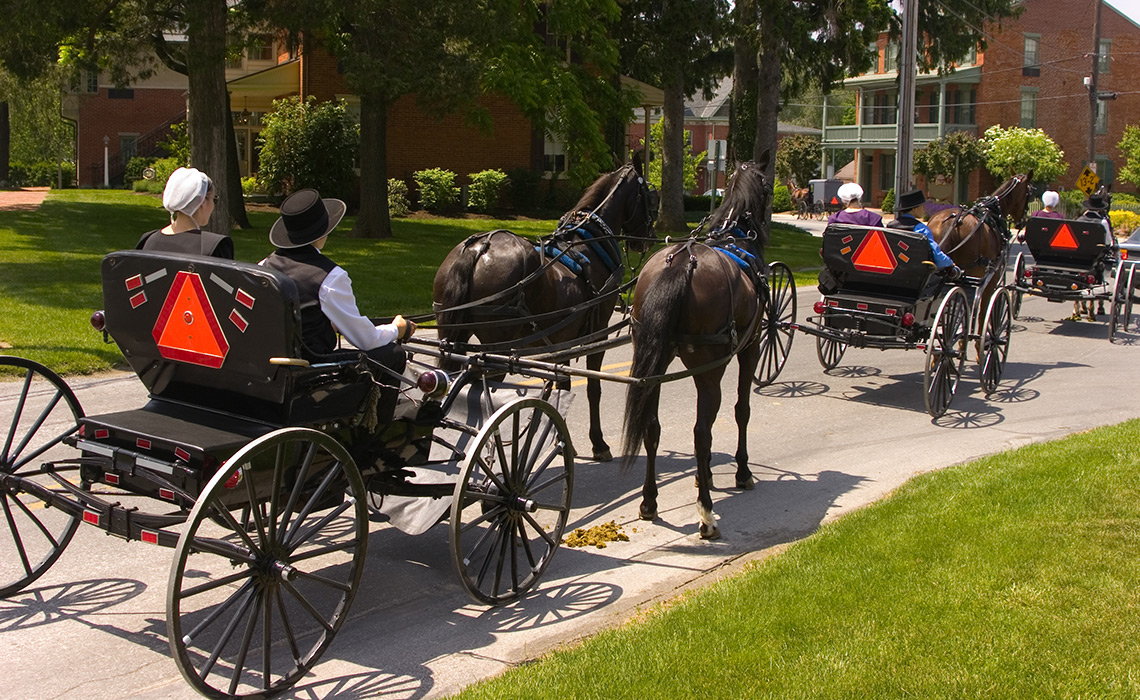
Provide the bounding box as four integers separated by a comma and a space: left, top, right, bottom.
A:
901, 312, 916, 326
1086, 274, 1096, 284
813, 301, 825, 314
1123, 250, 1129, 260
417, 369, 450, 398
1024, 268, 1033, 277
1071, 283, 1079, 290
90, 310, 106, 331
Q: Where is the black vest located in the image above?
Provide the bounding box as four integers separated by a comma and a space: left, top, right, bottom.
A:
136, 228, 234, 259
886, 214, 918, 232
263, 246, 339, 356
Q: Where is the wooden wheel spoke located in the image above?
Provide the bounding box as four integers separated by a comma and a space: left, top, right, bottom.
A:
205, 502, 262, 557
227, 589, 262, 697
459, 503, 508, 534
199, 585, 258, 679
2, 495, 33, 575
524, 444, 562, 491
7, 390, 64, 469
287, 536, 360, 564
1, 369, 34, 463
273, 587, 302, 665
293, 568, 354, 593
281, 579, 335, 633
282, 459, 343, 545
179, 568, 255, 600
284, 498, 354, 552
187, 534, 257, 565
520, 510, 559, 548
276, 441, 319, 543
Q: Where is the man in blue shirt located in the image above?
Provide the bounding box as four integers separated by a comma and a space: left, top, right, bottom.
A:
888, 189, 962, 279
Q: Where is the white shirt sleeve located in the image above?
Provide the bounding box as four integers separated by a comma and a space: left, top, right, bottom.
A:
318, 266, 399, 350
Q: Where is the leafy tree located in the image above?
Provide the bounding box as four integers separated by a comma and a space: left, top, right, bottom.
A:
640, 118, 703, 192
980, 125, 1066, 183
1118, 125, 1140, 190
913, 131, 985, 202
258, 96, 358, 200
617, 0, 731, 232
774, 134, 821, 189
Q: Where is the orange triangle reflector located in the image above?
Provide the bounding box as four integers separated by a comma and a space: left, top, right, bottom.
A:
852, 230, 898, 274
1049, 223, 1080, 250
830, 196, 839, 205
152, 271, 229, 368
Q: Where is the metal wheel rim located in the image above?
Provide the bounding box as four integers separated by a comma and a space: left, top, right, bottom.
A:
1125, 264, 1136, 331
754, 262, 796, 387
450, 397, 574, 605
167, 428, 368, 699
0, 356, 83, 597
1011, 252, 1025, 319
979, 289, 1012, 396
815, 335, 847, 371
924, 289, 969, 418
1109, 262, 1126, 341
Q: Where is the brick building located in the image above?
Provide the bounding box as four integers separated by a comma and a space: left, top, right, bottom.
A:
65, 35, 663, 189
821, 0, 1140, 207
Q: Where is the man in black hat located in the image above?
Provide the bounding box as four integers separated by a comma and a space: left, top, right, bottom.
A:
887, 188, 962, 279
1078, 189, 1115, 247
261, 188, 415, 370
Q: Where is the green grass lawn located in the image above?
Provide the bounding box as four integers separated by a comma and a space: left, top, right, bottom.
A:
0, 190, 822, 375
455, 420, 1140, 699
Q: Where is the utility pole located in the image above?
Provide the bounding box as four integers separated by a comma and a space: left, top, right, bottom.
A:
895, 0, 919, 198
1087, 0, 1103, 169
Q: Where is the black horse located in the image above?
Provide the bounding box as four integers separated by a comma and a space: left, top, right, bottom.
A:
432, 158, 657, 461
621, 157, 772, 540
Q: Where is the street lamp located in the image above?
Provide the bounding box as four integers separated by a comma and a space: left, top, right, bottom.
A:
103, 135, 110, 188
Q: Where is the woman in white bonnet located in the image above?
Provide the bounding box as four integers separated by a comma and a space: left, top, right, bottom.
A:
1032, 190, 1064, 220
136, 167, 233, 259
827, 182, 883, 227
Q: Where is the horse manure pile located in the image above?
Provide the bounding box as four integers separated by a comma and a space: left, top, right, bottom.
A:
563, 520, 631, 548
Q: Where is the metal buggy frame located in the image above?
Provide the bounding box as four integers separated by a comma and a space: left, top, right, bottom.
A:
780, 224, 1014, 418
1, 250, 579, 699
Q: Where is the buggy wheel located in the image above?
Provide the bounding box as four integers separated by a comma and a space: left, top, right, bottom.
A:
1109, 261, 1129, 341
923, 288, 969, 418
1124, 263, 1137, 331
1011, 252, 1026, 319
754, 262, 796, 387
815, 336, 847, 370
168, 428, 368, 699
979, 288, 1012, 396
0, 356, 83, 597
451, 397, 573, 605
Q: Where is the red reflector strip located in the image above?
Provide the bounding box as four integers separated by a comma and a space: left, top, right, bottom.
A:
130, 291, 147, 308
857, 303, 869, 310
136, 438, 151, 450
229, 309, 249, 333
174, 447, 191, 462
83, 510, 101, 525
125, 274, 143, 291
105, 472, 120, 485
159, 488, 175, 501
141, 530, 159, 544
842, 235, 853, 244
235, 288, 255, 309
886, 308, 898, 316
898, 241, 909, 251
94, 428, 109, 439
78, 424, 86, 437
827, 300, 839, 307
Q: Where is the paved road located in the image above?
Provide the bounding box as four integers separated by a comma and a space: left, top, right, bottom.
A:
3, 243, 1139, 699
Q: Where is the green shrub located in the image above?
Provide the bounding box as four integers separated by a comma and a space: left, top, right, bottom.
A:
1059, 189, 1085, 216
1110, 210, 1140, 235
240, 176, 266, 196
124, 157, 156, 187
6, 161, 74, 188
158, 121, 190, 166
1112, 192, 1139, 205
413, 168, 459, 213
772, 184, 791, 213
388, 178, 410, 218
468, 169, 508, 213
258, 96, 359, 200
881, 188, 895, 214
505, 168, 541, 210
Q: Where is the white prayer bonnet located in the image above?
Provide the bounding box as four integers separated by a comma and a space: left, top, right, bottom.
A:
837, 182, 864, 204
162, 167, 212, 221
1041, 190, 1060, 208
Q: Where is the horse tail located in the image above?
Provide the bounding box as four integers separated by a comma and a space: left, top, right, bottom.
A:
435, 244, 480, 341
621, 261, 691, 467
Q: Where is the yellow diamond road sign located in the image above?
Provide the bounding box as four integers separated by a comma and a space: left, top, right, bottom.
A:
1076, 166, 1100, 196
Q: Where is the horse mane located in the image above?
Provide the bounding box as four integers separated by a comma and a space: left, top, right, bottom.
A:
706, 162, 770, 249
572, 165, 626, 211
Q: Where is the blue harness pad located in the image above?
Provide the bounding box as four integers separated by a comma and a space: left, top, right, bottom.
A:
536, 244, 588, 274
570, 227, 618, 271
714, 244, 754, 271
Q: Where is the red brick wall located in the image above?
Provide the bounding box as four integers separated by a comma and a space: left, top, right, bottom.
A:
76, 88, 187, 187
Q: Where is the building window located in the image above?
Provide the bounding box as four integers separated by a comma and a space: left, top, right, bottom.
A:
86, 71, 99, 93
1095, 156, 1114, 186
108, 88, 134, 99
926, 91, 940, 124
885, 40, 899, 73
1095, 100, 1108, 134
1099, 39, 1111, 73
249, 34, 275, 62
544, 134, 566, 174
959, 44, 977, 67
879, 153, 895, 192
868, 41, 881, 72
945, 88, 976, 125
119, 134, 139, 163
1023, 34, 1040, 77
1020, 88, 1038, 128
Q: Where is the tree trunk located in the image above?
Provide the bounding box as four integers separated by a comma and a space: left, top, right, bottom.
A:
0, 101, 9, 185
658, 78, 687, 234
753, 6, 782, 189
352, 92, 392, 239
186, 0, 231, 236
223, 90, 250, 229
730, 0, 758, 167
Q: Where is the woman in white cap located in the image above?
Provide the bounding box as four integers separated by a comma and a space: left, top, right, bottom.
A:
1032, 190, 1064, 220
136, 167, 232, 258
827, 182, 883, 227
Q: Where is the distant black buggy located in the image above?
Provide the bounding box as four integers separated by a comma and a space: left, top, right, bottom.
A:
0, 251, 575, 698
1013, 217, 1133, 339
785, 224, 1013, 417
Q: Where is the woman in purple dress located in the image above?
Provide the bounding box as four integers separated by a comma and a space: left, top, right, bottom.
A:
1031, 190, 1065, 219
827, 183, 883, 227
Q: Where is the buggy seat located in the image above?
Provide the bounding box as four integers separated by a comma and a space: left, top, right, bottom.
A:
822, 225, 939, 301
1024, 218, 1113, 270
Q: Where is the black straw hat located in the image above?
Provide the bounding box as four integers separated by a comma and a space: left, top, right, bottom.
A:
269, 189, 347, 249
894, 189, 926, 213
1082, 193, 1110, 211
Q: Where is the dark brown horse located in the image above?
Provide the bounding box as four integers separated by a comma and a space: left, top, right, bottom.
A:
620, 158, 771, 540
432, 159, 657, 461
927, 172, 1033, 303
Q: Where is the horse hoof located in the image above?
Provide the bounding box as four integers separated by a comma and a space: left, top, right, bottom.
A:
735, 475, 754, 491
593, 448, 613, 462
699, 523, 721, 540
639, 504, 657, 521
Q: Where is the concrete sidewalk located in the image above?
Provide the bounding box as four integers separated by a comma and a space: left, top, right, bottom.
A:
0, 187, 49, 211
